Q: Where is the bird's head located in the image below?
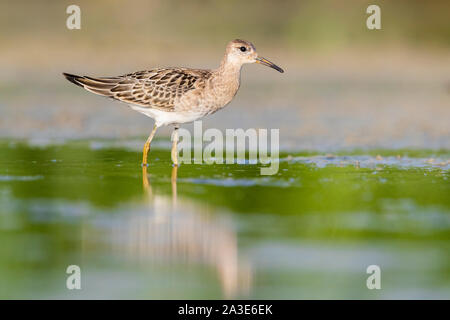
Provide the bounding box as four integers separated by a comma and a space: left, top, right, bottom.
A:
224, 39, 284, 73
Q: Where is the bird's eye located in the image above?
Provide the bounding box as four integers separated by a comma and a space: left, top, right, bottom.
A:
240, 46, 247, 52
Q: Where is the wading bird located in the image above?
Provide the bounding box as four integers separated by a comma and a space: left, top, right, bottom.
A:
63, 39, 284, 166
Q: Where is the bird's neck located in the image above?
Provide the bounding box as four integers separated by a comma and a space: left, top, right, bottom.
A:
214, 55, 242, 85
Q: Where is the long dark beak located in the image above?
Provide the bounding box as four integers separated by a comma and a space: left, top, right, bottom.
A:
255, 56, 284, 73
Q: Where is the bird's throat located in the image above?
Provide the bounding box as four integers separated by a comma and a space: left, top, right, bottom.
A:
215, 58, 242, 89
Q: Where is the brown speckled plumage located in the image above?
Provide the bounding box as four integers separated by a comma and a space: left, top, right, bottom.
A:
63, 68, 213, 112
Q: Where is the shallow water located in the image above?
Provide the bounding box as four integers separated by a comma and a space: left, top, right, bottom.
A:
0, 140, 448, 299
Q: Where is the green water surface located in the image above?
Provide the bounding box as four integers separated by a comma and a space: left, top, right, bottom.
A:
0, 140, 448, 299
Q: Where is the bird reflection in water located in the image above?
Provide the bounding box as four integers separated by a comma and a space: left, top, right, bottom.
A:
104, 165, 252, 298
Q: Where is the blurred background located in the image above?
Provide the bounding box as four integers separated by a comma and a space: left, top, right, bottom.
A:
0, 0, 449, 149
0, 0, 449, 300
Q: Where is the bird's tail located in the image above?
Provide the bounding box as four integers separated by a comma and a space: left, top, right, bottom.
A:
62, 72, 120, 97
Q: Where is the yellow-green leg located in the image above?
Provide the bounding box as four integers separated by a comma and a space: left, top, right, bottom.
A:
142, 124, 158, 166
171, 125, 179, 166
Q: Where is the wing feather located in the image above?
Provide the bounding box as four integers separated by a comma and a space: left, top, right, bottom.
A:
63, 69, 211, 111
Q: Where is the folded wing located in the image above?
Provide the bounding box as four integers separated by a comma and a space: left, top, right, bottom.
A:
63, 68, 211, 112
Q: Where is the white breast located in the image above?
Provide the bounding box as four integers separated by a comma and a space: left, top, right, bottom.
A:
129, 105, 206, 127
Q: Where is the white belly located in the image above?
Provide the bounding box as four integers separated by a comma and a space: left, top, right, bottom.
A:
129, 105, 205, 127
